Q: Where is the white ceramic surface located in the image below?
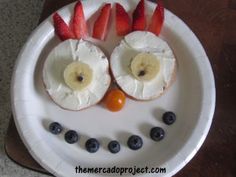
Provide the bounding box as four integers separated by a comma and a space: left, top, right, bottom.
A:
11, 0, 215, 176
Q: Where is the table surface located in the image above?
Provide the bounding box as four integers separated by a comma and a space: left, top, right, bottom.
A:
5, 0, 236, 177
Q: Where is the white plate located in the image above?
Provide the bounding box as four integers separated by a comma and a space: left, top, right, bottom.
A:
11, 0, 215, 176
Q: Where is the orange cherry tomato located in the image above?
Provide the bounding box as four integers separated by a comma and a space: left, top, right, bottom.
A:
104, 89, 126, 112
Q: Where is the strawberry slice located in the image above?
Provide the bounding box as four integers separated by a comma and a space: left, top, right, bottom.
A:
72, 0, 88, 39
132, 0, 146, 31
53, 12, 75, 41
116, 3, 131, 36
148, 0, 164, 35
92, 3, 112, 40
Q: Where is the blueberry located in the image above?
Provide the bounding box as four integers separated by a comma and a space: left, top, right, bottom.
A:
49, 122, 63, 134
64, 130, 79, 144
127, 135, 143, 150
108, 140, 120, 154
85, 138, 100, 153
162, 111, 176, 125
150, 127, 165, 141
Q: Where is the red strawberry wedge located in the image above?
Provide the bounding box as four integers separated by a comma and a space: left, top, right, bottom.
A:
116, 3, 131, 36
53, 13, 75, 41
132, 0, 146, 31
148, 1, 164, 35
72, 0, 88, 39
92, 3, 112, 40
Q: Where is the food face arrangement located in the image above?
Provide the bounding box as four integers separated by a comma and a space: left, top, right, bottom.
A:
43, 0, 177, 153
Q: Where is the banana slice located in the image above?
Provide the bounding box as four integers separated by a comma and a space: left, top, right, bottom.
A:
63, 61, 93, 91
130, 53, 160, 81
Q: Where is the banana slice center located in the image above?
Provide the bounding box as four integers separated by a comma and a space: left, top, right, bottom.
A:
130, 53, 160, 81
63, 61, 93, 91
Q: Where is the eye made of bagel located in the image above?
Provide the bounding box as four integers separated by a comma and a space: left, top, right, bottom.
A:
42, 39, 111, 111
110, 31, 176, 100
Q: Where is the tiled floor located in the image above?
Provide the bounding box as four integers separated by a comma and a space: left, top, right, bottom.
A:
0, 0, 48, 176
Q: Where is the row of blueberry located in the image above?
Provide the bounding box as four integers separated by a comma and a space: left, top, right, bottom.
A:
48, 111, 176, 153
